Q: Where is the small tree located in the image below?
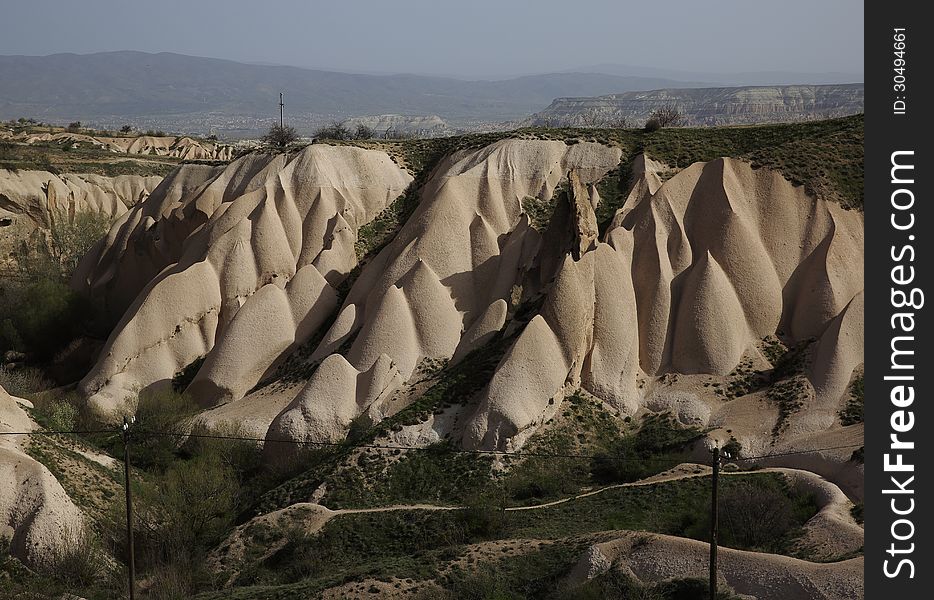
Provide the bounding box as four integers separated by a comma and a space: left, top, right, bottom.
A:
66, 121, 82, 132
314, 122, 352, 140
353, 124, 375, 140
644, 105, 684, 131
263, 124, 298, 147
120, 124, 133, 134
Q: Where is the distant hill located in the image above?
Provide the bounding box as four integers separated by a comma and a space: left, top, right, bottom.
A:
0, 51, 709, 135
525, 84, 864, 127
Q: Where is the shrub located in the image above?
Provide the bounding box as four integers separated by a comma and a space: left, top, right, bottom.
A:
49, 211, 112, 276
0, 278, 93, 361
353, 124, 376, 140
157, 454, 239, 548
591, 413, 701, 483
66, 121, 82, 132
120, 124, 133, 133
0, 365, 52, 397
113, 389, 200, 471
314, 122, 352, 140
12, 210, 111, 282
262, 124, 299, 148
716, 479, 810, 552
839, 375, 864, 425
30, 389, 99, 432
645, 105, 684, 131
43, 526, 106, 588
457, 494, 507, 540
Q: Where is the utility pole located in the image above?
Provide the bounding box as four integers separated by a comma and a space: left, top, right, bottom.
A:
279, 92, 285, 129
122, 416, 136, 600
709, 445, 720, 600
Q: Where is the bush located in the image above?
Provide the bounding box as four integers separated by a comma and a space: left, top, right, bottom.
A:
43, 526, 106, 588
590, 413, 701, 484
839, 375, 864, 425
120, 124, 133, 134
0, 279, 93, 361
262, 124, 299, 148
716, 479, 811, 552
353, 124, 375, 140
0, 365, 52, 397
644, 105, 685, 131
12, 210, 111, 282
314, 122, 352, 140
457, 494, 507, 540
127, 389, 200, 471
66, 121, 82, 132
30, 389, 100, 433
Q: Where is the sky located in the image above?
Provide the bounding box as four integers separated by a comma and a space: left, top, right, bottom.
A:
1, 0, 864, 79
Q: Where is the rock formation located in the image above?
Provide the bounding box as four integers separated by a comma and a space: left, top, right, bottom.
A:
74, 145, 413, 415
70, 139, 863, 458
0, 385, 86, 568
4, 130, 234, 160
0, 168, 162, 272
526, 84, 864, 127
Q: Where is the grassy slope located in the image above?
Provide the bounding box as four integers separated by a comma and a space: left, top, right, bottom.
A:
201, 473, 813, 599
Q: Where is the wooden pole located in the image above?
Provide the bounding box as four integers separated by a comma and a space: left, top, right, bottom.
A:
279, 92, 284, 129
123, 417, 136, 600
710, 445, 720, 599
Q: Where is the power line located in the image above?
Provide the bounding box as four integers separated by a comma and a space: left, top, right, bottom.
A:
0, 429, 120, 436
1, 427, 862, 464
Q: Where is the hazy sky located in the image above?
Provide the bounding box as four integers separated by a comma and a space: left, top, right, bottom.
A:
1, 0, 863, 79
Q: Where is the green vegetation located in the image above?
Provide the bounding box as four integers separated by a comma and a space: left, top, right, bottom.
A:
523, 191, 561, 231
203, 472, 815, 599
0, 364, 52, 397
0, 211, 115, 364
589, 412, 702, 485
322, 443, 496, 509
352, 137, 451, 260
839, 374, 864, 425
0, 278, 93, 361
768, 378, 808, 437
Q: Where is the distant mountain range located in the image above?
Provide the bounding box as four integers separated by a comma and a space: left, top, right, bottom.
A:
0, 51, 713, 135
525, 84, 864, 127
0, 52, 866, 138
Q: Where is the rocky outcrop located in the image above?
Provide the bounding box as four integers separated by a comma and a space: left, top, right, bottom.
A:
264, 140, 621, 448
74, 145, 413, 415
71, 138, 862, 458
0, 168, 162, 272
0, 385, 87, 568
526, 84, 864, 127
338, 114, 452, 138
7, 131, 234, 160
464, 156, 863, 449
